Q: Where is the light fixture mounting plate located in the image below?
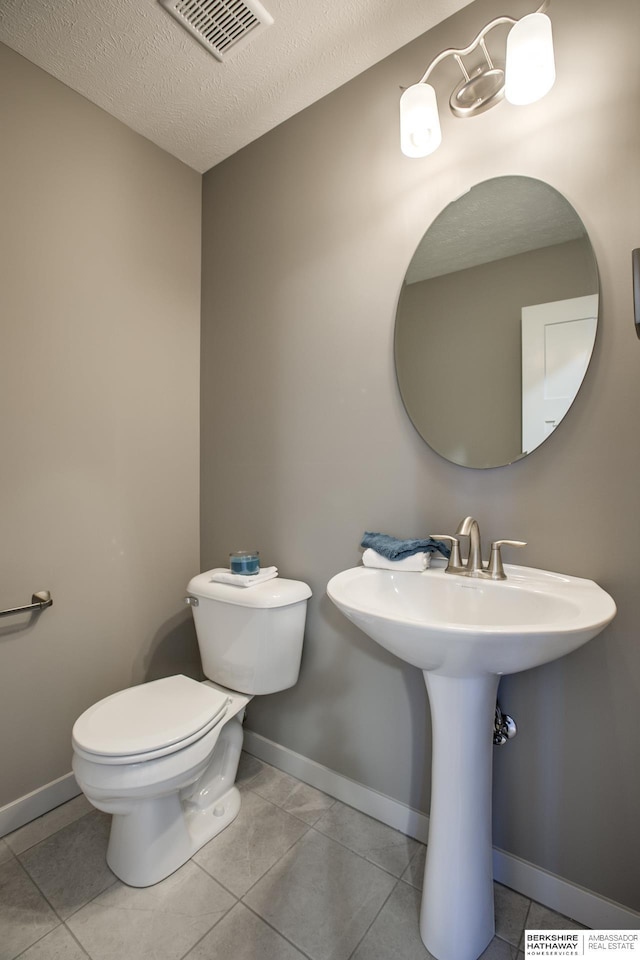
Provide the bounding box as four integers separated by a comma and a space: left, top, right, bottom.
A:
450, 65, 505, 118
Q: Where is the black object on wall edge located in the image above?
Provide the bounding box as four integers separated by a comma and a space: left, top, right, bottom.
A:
633, 248, 640, 339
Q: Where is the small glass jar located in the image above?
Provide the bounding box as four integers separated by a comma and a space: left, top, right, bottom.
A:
229, 551, 260, 575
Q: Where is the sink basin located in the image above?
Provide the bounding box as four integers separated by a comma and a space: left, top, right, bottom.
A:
327, 562, 615, 960
326, 563, 616, 677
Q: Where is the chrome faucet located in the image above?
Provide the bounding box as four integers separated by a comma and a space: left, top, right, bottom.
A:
456, 516, 483, 575
432, 517, 526, 580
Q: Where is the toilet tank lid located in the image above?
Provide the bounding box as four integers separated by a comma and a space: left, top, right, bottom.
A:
187, 572, 312, 608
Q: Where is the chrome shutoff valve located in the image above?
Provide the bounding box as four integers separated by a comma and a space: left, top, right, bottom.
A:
493, 703, 517, 745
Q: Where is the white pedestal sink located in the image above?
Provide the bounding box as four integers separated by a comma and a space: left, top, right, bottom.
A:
327, 563, 616, 960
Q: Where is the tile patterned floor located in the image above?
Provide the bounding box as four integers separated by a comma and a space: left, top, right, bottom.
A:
0, 754, 585, 960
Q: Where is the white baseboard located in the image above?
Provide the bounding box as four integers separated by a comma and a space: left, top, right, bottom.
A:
243, 730, 640, 930
492, 847, 640, 930
0, 773, 81, 839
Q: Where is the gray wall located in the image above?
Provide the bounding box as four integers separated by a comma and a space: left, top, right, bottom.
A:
0, 44, 202, 808
201, 0, 640, 911
397, 238, 596, 466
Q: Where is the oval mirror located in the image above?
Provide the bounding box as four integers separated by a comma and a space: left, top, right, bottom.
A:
394, 176, 599, 468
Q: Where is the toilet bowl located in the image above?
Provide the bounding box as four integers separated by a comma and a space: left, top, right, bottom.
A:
72, 573, 311, 887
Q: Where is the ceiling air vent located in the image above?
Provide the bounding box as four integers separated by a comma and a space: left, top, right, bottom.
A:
159, 0, 273, 62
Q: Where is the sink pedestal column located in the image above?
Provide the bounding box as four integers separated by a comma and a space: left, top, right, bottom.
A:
420, 672, 500, 960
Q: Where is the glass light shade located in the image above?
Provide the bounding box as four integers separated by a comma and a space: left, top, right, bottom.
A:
400, 83, 442, 158
505, 13, 555, 106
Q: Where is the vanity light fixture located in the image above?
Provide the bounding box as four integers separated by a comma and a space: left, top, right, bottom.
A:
400, 0, 555, 158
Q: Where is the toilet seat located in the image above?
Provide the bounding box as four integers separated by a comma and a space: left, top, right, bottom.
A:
72, 675, 229, 765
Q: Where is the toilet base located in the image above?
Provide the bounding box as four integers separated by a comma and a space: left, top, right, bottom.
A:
106, 785, 242, 887
103, 704, 247, 887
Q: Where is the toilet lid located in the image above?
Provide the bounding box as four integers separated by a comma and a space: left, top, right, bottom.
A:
72, 675, 229, 763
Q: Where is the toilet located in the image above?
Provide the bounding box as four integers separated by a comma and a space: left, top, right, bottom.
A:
71, 570, 311, 887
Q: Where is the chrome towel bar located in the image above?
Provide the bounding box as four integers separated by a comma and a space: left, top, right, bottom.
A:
0, 590, 53, 618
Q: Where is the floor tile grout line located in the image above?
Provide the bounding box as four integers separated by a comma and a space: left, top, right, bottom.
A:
234, 819, 315, 900
14, 812, 119, 923
174, 892, 238, 960
246, 765, 336, 798
240, 899, 317, 960
242, 776, 338, 827
60, 921, 94, 960
0, 868, 95, 960
5, 807, 96, 858
241, 778, 425, 887
14, 922, 94, 960
223, 819, 536, 960
495, 933, 524, 953
307, 820, 418, 883
0, 845, 18, 868
398, 874, 425, 893
8, 920, 63, 960
8, 856, 68, 926
3, 835, 116, 960
242, 760, 591, 934
345, 876, 402, 960
189, 856, 244, 902
49, 875, 120, 925
193, 814, 314, 901
242, 782, 585, 941
518, 909, 528, 952
224, 766, 591, 937
198, 841, 578, 960
251, 791, 338, 828
400, 839, 427, 889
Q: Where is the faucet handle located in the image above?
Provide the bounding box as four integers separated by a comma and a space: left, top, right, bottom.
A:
488, 539, 527, 580
430, 535, 462, 571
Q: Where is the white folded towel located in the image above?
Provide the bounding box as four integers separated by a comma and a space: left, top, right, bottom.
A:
362, 548, 430, 572
210, 566, 278, 587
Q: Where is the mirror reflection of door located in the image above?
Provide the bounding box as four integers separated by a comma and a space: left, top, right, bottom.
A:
521, 295, 598, 454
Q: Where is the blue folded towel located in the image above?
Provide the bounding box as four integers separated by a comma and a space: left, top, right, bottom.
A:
361, 532, 451, 560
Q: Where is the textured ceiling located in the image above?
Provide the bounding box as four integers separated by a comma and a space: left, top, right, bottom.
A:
405, 177, 588, 283
0, 0, 474, 173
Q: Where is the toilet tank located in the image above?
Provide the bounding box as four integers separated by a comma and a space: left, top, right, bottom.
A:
186, 572, 312, 695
